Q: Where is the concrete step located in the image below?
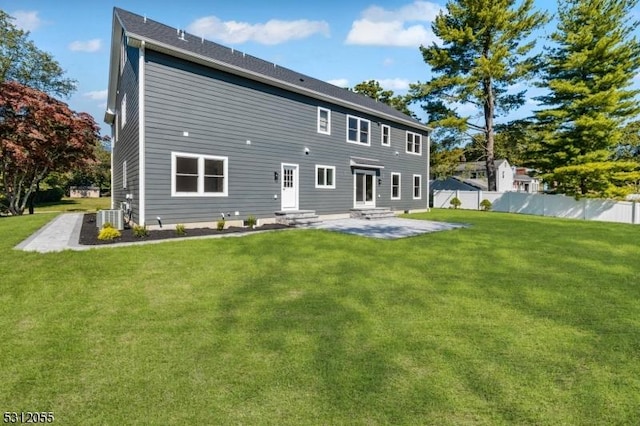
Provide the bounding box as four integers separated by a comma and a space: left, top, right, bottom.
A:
275, 210, 322, 226
350, 208, 395, 220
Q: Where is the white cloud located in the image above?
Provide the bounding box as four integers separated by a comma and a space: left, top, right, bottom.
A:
327, 78, 349, 87
12, 10, 43, 32
378, 78, 411, 91
383, 57, 395, 67
345, 1, 443, 47
187, 16, 330, 45
69, 39, 102, 53
84, 90, 108, 101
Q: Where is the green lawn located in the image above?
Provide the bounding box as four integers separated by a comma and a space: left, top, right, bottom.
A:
33, 197, 111, 213
1, 210, 639, 425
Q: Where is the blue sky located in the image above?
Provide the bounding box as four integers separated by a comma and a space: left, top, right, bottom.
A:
0, 0, 587, 135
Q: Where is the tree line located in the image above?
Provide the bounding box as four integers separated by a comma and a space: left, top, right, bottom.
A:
355, 0, 640, 199
0, 10, 108, 216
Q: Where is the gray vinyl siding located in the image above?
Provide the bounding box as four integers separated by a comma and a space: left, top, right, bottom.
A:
112, 43, 140, 222
142, 50, 428, 225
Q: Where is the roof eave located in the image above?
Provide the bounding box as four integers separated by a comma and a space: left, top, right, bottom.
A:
124, 33, 432, 132
104, 10, 124, 125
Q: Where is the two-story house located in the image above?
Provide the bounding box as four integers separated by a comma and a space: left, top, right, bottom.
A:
105, 8, 431, 227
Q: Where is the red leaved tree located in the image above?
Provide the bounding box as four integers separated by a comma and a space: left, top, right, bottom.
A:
0, 81, 104, 215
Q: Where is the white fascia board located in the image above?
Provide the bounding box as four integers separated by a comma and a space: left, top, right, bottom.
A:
104, 12, 124, 124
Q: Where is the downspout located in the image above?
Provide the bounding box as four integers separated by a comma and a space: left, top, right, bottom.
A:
426, 130, 431, 211
138, 40, 146, 225
110, 127, 114, 209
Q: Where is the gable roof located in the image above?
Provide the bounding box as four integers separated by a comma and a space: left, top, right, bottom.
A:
106, 8, 431, 132
430, 176, 484, 192
454, 159, 510, 173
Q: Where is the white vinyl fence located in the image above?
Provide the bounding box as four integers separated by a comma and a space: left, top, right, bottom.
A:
433, 190, 640, 225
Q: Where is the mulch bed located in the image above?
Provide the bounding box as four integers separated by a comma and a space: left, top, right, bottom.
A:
79, 213, 290, 245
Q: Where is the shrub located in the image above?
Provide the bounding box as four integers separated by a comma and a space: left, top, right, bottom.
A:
175, 224, 186, 236
480, 199, 492, 211
216, 219, 225, 231
246, 215, 257, 228
34, 187, 65, 203
450, 197, 462, 209
98, 226, 121, 241
133, 225, 149, 238
102, 222, 113, 229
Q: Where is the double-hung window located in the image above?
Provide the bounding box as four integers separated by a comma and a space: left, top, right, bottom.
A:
316, 165, 336, 189
122, 161, 127, 189
391, 173, 401, 200
381, 124, 390, 146
120, 94, 127, 129
347, 115, 370, 145
317, 107, 331, 134
406, 131, 422, 155
172, 152, 228, 196
413, 174, 422, 199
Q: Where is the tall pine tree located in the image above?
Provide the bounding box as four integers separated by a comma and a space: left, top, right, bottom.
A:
411, 0, 548, 190
532, 0, 640, 198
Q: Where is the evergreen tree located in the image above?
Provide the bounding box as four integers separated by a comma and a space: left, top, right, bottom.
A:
532, 0, 640, 198
352, 80, 415, 117
411, 0, 548, 190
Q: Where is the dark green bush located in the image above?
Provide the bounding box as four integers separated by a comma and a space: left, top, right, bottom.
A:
34, 187, 64, 203
480, 199, 492, 211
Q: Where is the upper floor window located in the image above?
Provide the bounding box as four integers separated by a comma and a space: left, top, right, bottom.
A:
120, 94, 127, 129
317, 107, 331, 135
347, 115, 370, 146
120, 33, 127, 74
171, 152, 228, 197
381, 124, 390, 146
406, 131, 422, 155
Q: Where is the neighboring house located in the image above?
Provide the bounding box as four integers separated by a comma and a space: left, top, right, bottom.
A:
451, 161, 541, 193
453, 159, 513, 192
430, 176, 483, 192
104, 8, 431, 227
512, 167, 541, 193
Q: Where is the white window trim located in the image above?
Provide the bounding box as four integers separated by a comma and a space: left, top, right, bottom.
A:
171, 152, 228, 197
391, 172, 401, 200
413, 174, 422, 199
346, 115, 371, 146
381, 124, 391, 146
406, 131, 422, 155
120, 94, 127, 129
315, 165, 336, 189
122, 161, 127, 189
317, 107, 331, 135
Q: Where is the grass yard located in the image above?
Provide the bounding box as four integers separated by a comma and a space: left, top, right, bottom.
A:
33, 197, 111, 213
1, 210, 639, 425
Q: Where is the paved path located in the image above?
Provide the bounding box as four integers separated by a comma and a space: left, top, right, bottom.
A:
15, 213, 85, 253
14, 213, 466, 253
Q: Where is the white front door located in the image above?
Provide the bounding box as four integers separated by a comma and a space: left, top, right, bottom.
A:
281, 163, 299, 211
354, 171, 375, 207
